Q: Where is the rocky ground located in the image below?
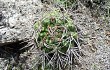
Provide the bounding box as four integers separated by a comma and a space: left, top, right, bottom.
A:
72, 8, 110, 70
0, 0, 42, 69
0, 0, 110, 70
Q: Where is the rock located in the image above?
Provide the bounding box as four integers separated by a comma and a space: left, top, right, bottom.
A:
0, 0, 43, 46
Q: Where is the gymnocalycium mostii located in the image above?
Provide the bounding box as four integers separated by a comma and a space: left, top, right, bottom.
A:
34, 8, 79, 70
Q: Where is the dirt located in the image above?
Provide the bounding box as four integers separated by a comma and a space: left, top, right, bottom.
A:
72, 7, 110, 70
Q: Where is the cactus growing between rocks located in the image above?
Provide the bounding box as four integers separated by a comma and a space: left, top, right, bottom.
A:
34, 8, 80, 70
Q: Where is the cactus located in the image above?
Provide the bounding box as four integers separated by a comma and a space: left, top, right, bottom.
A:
34, 8, 79, 70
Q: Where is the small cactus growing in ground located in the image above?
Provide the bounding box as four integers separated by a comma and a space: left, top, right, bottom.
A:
34, 8, 80, 70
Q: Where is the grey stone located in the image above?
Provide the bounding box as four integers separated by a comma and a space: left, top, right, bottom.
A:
0, 0, 43, 46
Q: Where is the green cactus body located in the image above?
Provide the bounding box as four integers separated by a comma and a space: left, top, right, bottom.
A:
34, 8, 78, 69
